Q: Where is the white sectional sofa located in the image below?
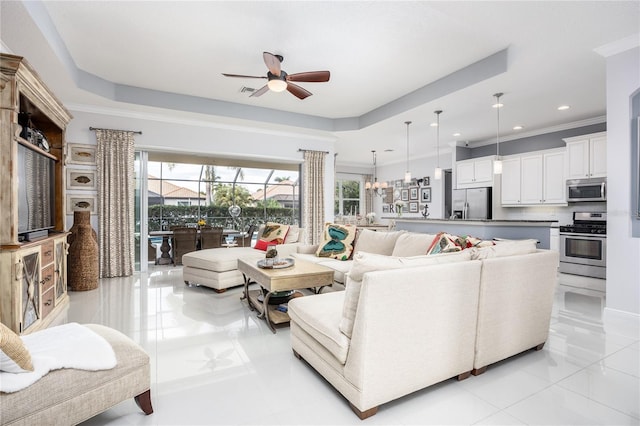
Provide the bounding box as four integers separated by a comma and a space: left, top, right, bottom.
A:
182, 227, 304, 292
288, 230, 559, 419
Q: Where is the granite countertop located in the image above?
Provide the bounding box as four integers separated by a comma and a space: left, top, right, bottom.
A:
382, 217, 558, 225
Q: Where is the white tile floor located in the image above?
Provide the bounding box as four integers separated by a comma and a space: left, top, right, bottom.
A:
67, 267, 639, 425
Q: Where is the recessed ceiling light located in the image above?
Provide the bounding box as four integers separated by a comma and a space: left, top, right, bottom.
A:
513, 125, 524, 130
558, 105, 570, 111
453, 132, 461, 137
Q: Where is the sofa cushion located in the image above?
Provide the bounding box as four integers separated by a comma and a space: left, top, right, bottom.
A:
0, 322, 33, 373
315, 223, 357, 261
255, 222, 290, 251
391, 232, 437, 257
284, 226, 301, 244
353, 229, 405, 256
288, 292, 350, 365
340, 250, 472, 338
318, 260, 352, 284
182, 247, 263, 272
470, 239, 538, 259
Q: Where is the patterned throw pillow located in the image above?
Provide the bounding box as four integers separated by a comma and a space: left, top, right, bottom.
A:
426, 232, 463, 255
0, 322, 34, 373
254, 222, 290, 251
315, 223, 357, 260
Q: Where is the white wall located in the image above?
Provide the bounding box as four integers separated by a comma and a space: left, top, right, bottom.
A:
604, 46, 640, 334
64, 109, 336, 230
376, 153, 452, 221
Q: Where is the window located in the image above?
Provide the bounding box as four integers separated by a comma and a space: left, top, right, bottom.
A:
334, 177, 361, 216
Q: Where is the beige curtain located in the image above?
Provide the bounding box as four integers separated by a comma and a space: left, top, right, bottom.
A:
95, 130, 136, 278
363, 173, 373, 215
303, 150, 327, 245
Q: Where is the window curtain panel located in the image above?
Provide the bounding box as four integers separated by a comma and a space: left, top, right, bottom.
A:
302, 150, 327, 245
363, 173, 373, 215
95, 130, 136, 278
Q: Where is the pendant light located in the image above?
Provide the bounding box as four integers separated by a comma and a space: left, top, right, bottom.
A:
434, 110, 443, 180
493, 92, 503, 175
404, 121, 412, 183
365, 150, 387, 196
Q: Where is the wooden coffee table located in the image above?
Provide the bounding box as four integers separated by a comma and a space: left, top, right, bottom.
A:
238, 258, 334, 333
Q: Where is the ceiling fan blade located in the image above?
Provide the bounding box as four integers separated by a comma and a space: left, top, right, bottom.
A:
249, 85, 270, 98
222, 73, 267, 79
286, 82, 312, 100
287, 71, 330, 83
263, 52, 282, 77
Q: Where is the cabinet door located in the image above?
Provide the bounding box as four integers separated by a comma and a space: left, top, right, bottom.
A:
590, 136, 607, 178
19, 250, 41, 332
543, 151, 566, 204
55, 239, 67, 300
566, 139, 590, 179
501, 157, 521, 205
457, 162, 475, 185
520, 154, 543, 204
473, 159, 493, 184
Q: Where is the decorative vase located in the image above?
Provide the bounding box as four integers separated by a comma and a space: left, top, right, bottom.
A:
67, 211, 99, 291
397, 207, 402, 217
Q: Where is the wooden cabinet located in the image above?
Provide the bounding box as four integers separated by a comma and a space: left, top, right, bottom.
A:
456, 156, 494, 188
0, 53, 72, 334
564, 132, 607, 179
501, 149, 566, 206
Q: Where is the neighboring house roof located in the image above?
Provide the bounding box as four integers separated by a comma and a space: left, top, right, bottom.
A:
148, 176, 204, 199
251, 181, 299, 201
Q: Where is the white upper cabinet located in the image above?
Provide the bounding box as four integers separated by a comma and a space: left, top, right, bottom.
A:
564, 132, 606, 179
501, 149, 566, 206
456, 157, 494, 188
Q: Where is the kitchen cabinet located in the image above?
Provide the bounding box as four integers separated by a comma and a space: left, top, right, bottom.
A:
564, 132, 606, 179
501, 149, 566, 206
456, 156, 494, 188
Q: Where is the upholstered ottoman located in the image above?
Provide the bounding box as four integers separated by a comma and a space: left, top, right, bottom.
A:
182, 247, 265, 292
0, 324, 152, 425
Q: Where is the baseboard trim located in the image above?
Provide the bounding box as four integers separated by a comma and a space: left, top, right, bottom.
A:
603, 307, 640, 339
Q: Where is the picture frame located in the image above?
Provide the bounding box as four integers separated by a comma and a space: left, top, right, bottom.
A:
67, 143, 97, 165
409, 186, 418, 200
420, 187, 432, 203
383, 187, 394, 204
401, 189, 409, 201
394, 180, 403, 189
66, 194, 97, 215
423, 176, 430, 186
409, 202, 418, 213
66, 168, 97, 190
382, 204, 390, 214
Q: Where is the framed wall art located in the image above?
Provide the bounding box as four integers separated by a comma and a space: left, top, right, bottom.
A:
66, 194, 97, 215
66, 168, 97, 190
420, 187, 432, 203
409, 186, 418, 200
409, 202, 418, 213
401, 189, 409, 201
67, 143, 97, 165
423, 176, 430, 186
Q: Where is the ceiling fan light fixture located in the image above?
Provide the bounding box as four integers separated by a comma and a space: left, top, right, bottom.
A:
267, 78, 287, 92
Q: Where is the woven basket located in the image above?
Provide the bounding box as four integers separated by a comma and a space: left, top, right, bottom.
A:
67, 211, 99, 291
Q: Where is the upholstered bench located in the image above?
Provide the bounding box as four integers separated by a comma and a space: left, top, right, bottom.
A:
0, 324, 152, 425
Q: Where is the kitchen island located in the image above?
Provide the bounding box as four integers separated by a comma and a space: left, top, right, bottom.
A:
385, 218, 559, 249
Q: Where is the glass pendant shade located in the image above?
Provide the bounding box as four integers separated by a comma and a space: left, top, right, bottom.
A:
267, 79, 287, 92
404, 171, 411, 183
434, 110, 443, 180
493, 159, 503, 175
493, 93, 503, 175
434, 167, 442, 180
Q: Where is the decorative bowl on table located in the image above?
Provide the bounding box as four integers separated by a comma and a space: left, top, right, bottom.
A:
257, 257, 295, 269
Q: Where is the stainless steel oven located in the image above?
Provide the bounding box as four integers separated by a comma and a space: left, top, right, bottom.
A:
559, 212, 606, 279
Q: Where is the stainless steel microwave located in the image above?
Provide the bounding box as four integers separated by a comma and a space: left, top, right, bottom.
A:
567, 177, 606, 202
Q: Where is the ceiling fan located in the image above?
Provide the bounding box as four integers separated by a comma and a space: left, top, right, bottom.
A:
222, 52, 330, 100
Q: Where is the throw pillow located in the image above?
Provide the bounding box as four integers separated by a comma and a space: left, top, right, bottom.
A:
284, 225, 300, 244
254, 222, 290, 251
0, 322, 34, 373
352, 229, 405, 257
339, 250, 472, 338
315, 223, 357, 261
426, 232, 463, 255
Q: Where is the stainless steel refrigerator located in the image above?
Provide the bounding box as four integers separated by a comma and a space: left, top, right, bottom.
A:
451, 187, 492, 220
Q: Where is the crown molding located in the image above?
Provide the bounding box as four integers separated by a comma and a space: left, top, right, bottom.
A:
594, 34, 640, 58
